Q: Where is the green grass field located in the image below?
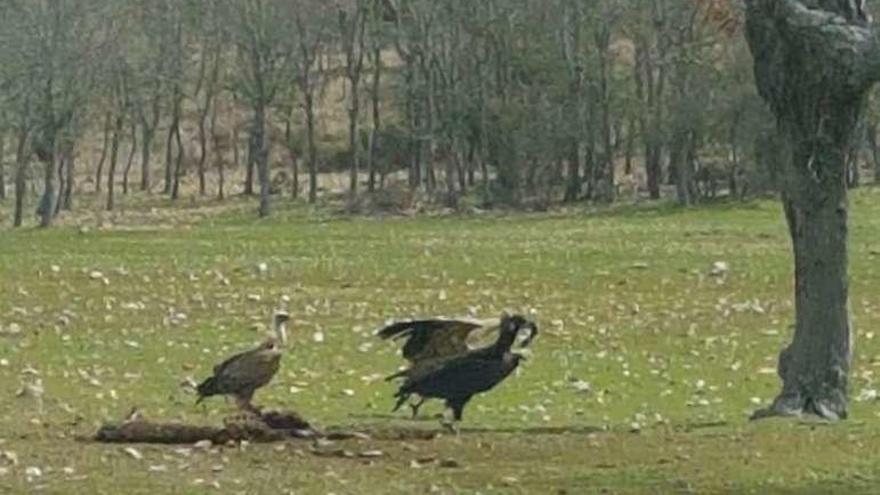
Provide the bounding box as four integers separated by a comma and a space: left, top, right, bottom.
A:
4, 191, 880, 494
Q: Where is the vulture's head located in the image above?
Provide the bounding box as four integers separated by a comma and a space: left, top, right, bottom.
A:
500, 312, 538, 347
273, 311, 291, 345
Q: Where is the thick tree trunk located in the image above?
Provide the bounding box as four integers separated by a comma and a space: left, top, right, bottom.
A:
38, 155, 55, 228
745, 0, 877, 421
164, 111, 178, 196
170, 118, 184, 201
245, 131, 256, 196
215, 114, 225, 201
13, 130, 28, 228
54, 153, 64, 218
139, 94, 160, 192
62, 144, 74, 211
564, 143, 580, 203
140, 125, 155, 193
867, 120, 880, 182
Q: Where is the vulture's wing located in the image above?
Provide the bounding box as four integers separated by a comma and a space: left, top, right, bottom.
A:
377, 318, 500, 364
213, 348, 255, 375
212, 348, 280, 393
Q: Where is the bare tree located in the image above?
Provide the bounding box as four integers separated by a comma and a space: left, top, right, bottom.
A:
227, 0, 294, 217
338, 1, 369, 195
292, 0, 331, 204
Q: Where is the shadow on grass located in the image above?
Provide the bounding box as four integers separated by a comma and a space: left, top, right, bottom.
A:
340, 414, 603, 441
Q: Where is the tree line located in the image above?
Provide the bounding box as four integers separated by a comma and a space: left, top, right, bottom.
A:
0, 0, 876, 227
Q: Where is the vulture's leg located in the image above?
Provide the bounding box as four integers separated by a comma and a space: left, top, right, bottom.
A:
392, 393, 410, 413
450, 397, 468, 421
409, 397, 426, 418
441, 399, 467, 435
235, 391, 259, 415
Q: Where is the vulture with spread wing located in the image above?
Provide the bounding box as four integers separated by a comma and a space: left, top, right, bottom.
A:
378, 312, 537, 426
196, 311, 290, 413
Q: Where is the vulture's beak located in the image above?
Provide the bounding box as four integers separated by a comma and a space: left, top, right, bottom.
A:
521, 323, 538, 347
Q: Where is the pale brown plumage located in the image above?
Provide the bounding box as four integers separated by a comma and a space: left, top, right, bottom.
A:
196, 312, 289, 412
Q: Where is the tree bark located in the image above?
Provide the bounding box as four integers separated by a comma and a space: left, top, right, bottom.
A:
139, 90, 161, 192
0, 131, 6, 201
106, 113, 123, 211
367, 44, 382, 193
54, 151, 64, 217
95, 111, 111, 193
245, 130, 256, 196
170, 114, 184, 201
745, 0, 878, 421
283, 109, 299, 200
37, 157, 55, 228
255, 105, 270, 218
165, 98, 180, 196
13, 130, 28, 228
122, 122, 137, 195
62, 143, 74, 211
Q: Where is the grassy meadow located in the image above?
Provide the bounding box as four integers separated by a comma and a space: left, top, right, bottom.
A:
3, 191, 880, 493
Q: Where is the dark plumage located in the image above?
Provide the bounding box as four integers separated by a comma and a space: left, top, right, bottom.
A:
378, 316, 500, 417
196, 312, 290, 412
381, 313, 537, 428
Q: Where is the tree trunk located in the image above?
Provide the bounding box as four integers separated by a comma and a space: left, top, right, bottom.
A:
170, 117, 184, 201
0, 132, 6, 201
367, 44, 382, 193
140, 124, 155, 193
62, 144, 74, 211
745, 0, 877, 421
305, 92, 318, 204
140, 92, 160, 192
38, 154, 55, 228
209, 95, 224, 201
197, 110, 208, 196
164, 109, 178, 196
867, 120, 880, 182
284, 113, 298, 200
564, 143, 580, 203
348, 86, 360, 196
232, 93, 242, 193
255, 104, 270, 218
245, 130, 256, 196
54, 152, 64, 218
123, 122, 137, 195
106, 114, 123, 211
95, 111, 111, 193
13, 130, 28, 228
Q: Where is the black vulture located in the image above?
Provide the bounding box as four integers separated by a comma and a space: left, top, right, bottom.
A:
196, 311, 290, 412
378, 315, 502, 416
379, 312, 537, 428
